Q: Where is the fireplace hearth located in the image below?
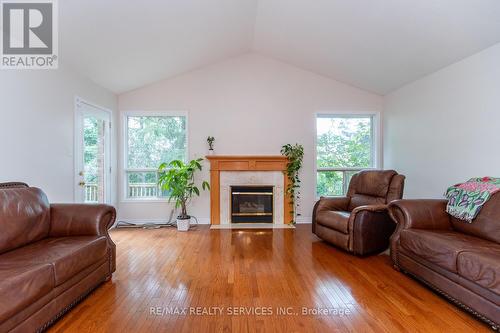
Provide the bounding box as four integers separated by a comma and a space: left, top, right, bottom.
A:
231, 186, 274, 223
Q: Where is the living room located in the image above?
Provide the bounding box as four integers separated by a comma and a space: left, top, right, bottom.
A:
0, 1, 499, 332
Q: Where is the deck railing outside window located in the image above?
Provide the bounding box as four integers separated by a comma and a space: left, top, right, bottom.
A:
316, 167, 370, 196
85, 183, 99, 203
128, 183, 158, 198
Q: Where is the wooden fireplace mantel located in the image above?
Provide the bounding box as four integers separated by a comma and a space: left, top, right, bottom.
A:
206, 155, 292, 225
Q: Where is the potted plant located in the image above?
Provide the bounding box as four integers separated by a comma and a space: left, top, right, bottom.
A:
207, 136, 215, 155
158, 158, 210, 231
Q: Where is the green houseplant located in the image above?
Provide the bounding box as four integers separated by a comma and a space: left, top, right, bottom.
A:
280, 144, 304, 224
158, 158, 210, 231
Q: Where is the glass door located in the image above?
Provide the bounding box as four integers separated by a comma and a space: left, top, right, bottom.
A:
74, 98, 111, 203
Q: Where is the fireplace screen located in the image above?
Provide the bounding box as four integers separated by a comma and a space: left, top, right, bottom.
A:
231, 186, 273, 223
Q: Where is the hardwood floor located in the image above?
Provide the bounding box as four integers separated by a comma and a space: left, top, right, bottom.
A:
49, 225, 490, 333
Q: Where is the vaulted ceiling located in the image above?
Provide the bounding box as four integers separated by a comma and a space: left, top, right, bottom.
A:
60, 0, 500, 94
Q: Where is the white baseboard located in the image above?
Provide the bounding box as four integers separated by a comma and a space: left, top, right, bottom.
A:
115, 217, 211, 226
117, 219, 169, 224
192, 217, 211, 225
295, 216, 312, 224
115, 216, 309, 227
113, 219, 169, 228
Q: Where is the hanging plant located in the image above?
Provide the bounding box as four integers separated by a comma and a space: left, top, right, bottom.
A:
280, 143, 304, 224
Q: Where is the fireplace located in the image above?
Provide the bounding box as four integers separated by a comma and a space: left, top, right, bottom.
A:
206, 155, 291, 225
231, 186, 274, 223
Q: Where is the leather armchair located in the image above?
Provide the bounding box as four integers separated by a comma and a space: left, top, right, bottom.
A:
312, 170, 405, 255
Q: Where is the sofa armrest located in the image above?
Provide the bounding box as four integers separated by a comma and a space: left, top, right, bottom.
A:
49, 204, 116, 237
351, 204, 387, 214
388, 199, 451, 268
348, 204, 395, 255
312, 197, 350, 234
316, 197, 350, 212
349, 204, 388, 232
388, 199, 451, 230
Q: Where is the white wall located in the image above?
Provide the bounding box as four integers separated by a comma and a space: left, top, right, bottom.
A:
384, 43, 500, 198
118, 53, 383, 223
0, 65, 118, 203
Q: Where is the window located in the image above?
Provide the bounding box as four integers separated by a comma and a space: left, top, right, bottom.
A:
316, 114, 377, 197
124, 112, 187, 200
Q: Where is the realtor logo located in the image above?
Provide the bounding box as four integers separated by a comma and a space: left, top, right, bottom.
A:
1, 0, 58, 69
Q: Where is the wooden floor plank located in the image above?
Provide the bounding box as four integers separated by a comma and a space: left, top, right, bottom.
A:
48, 225, 491, 333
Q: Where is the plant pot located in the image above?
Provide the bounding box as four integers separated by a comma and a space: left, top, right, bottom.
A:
208, 149, 215, 155
177, 217, 190, 231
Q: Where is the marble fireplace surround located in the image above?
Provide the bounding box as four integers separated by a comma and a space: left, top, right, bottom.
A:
206, 156, 292, 225
220, 171, 284, 225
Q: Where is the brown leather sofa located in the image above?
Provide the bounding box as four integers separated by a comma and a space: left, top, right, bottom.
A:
0, 182, 116, 333
312, 170, 405, 255
389, 197, 500, 330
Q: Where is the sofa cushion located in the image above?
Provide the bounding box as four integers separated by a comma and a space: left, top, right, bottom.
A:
0, 263, 54, 323
400, 229, 499, 272
0, 187, 50, 254
458, 249, 500, 295
0, 236, 108, 286
316, 211, 350, 233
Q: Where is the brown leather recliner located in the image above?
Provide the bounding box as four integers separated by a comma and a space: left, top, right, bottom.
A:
312, 170, 405, 255
389, 196, 500, 330
0, 182, 116, 333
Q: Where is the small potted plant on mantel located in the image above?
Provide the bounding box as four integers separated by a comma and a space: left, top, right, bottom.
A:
158, 158, 210, 231
207, 136, 215, 155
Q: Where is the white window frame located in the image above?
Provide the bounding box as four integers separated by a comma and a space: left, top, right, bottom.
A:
121, 110, 189, 202
314, 111, 381, 198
